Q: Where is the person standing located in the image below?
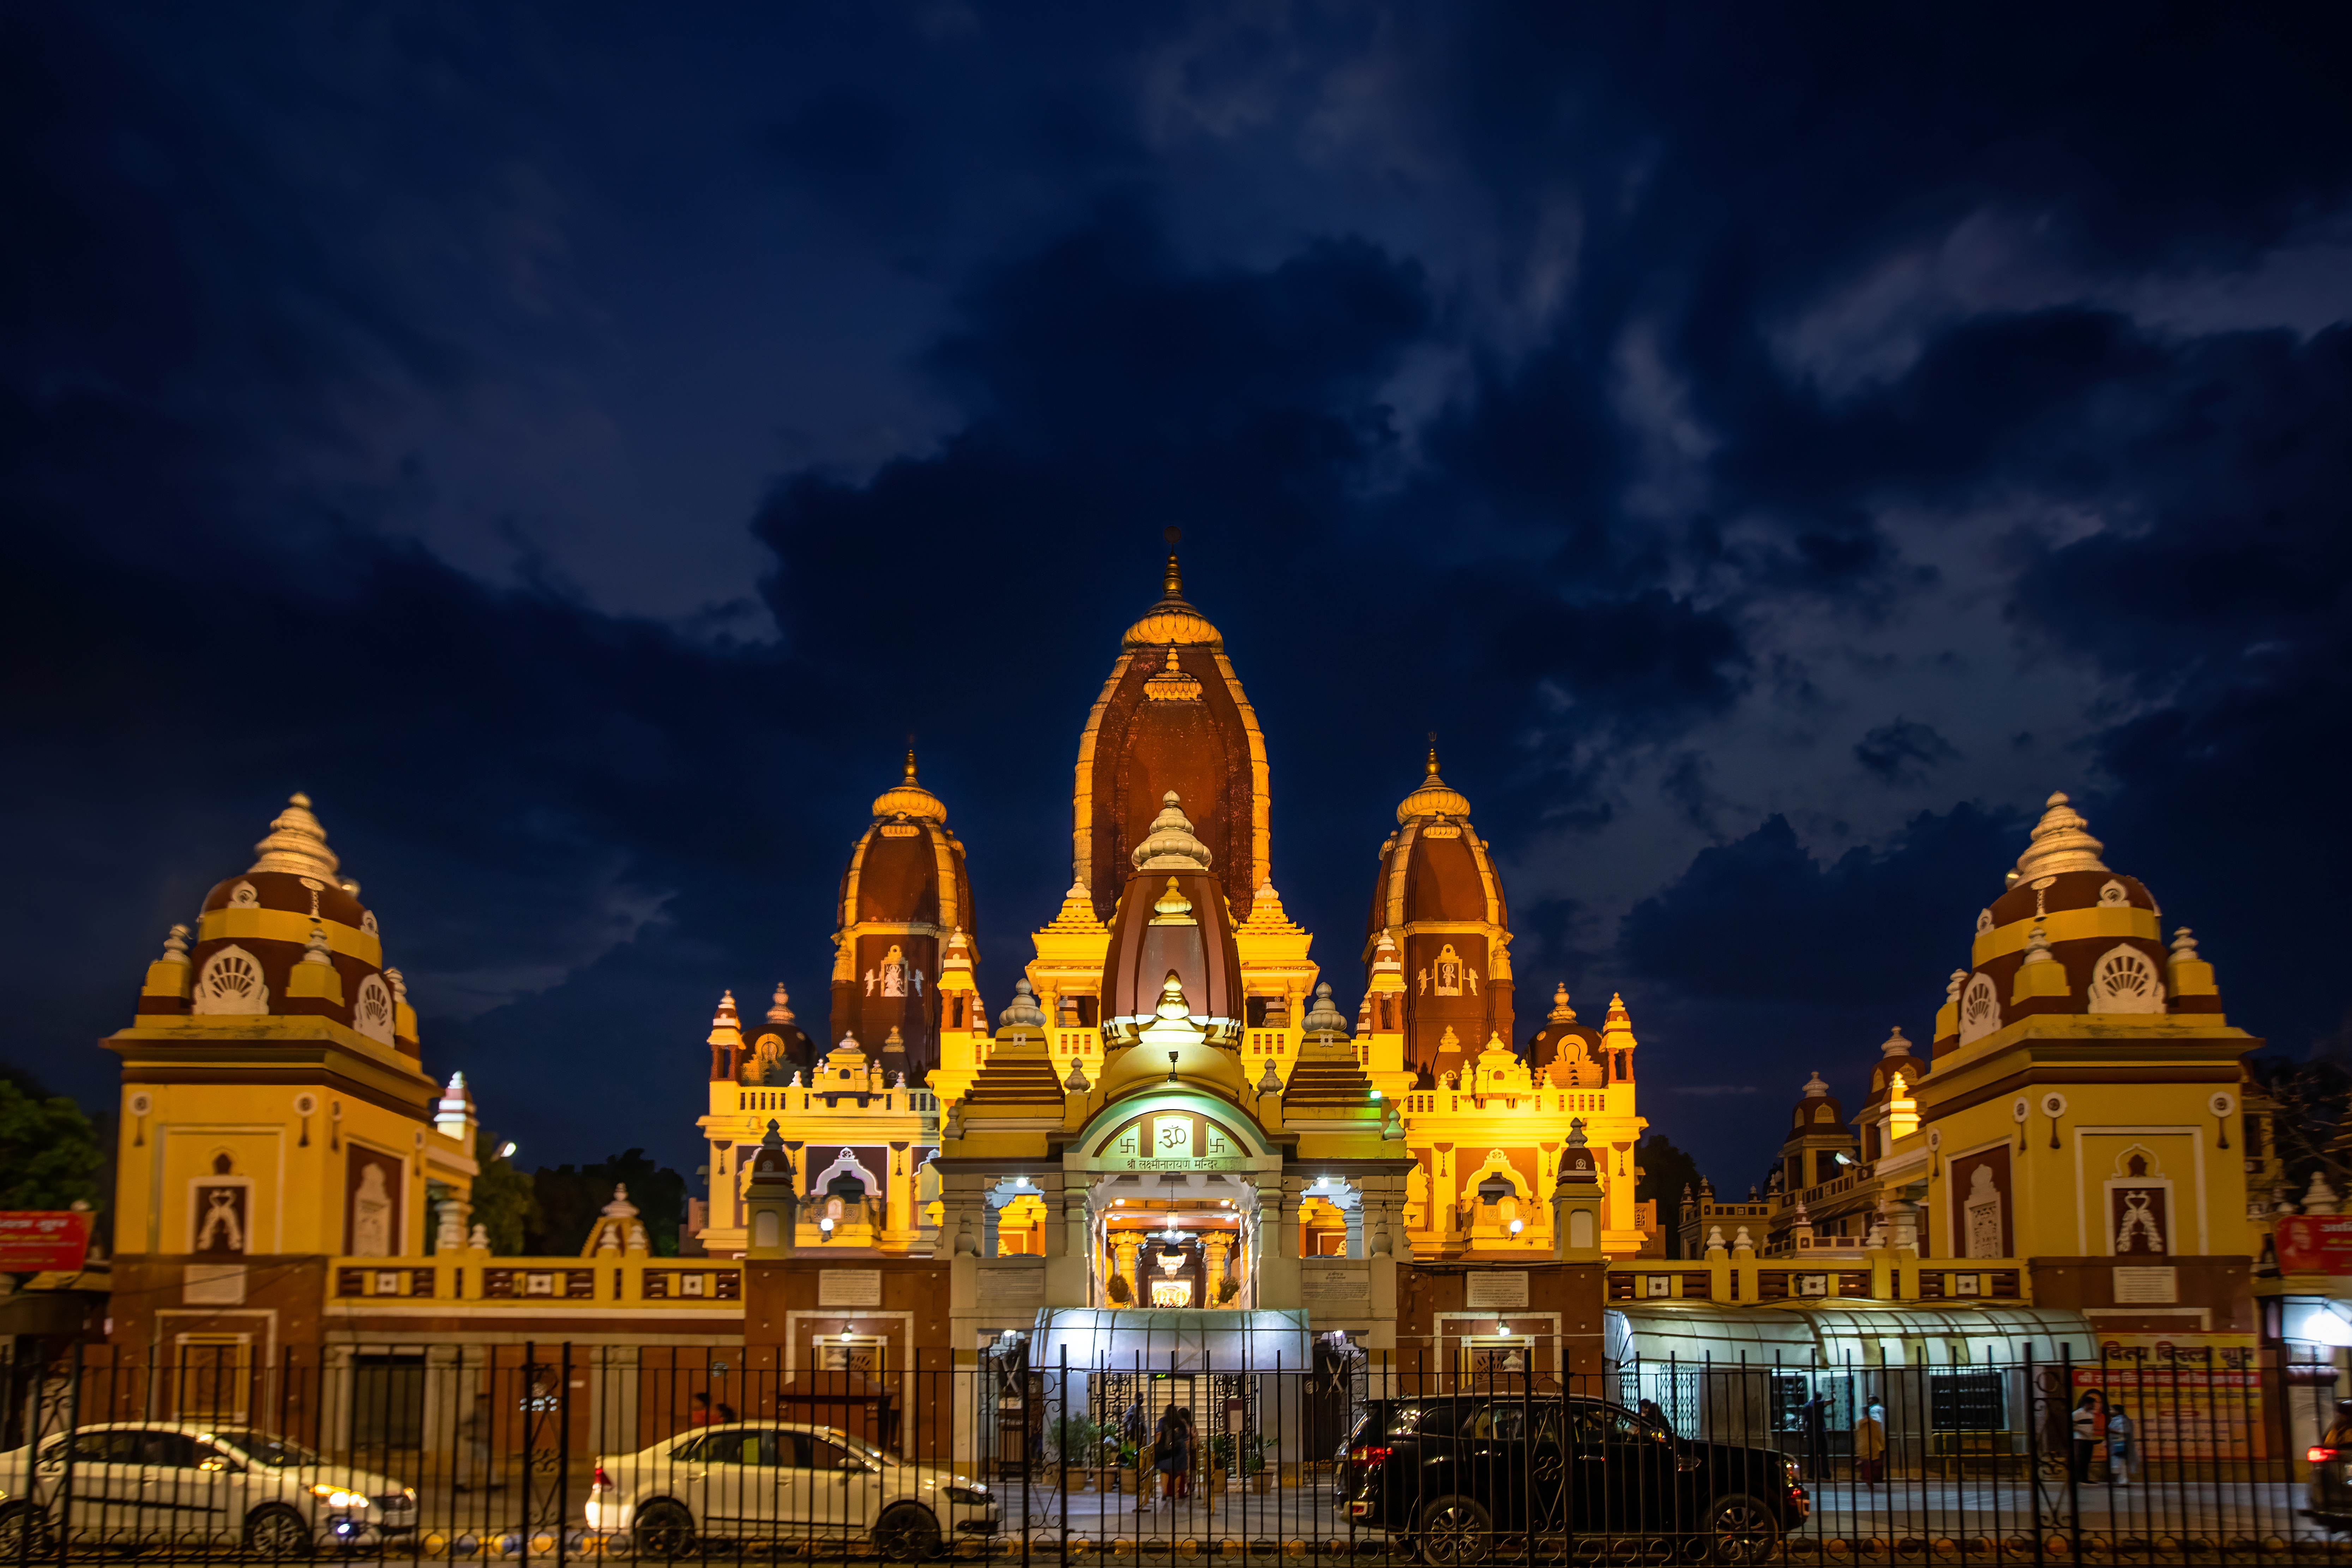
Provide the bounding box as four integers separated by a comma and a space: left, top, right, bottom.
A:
1174, 1406, 1198, 1500
2070, 1392, 2105, 1484
1853, 1404, 1886, 1489
1800, 1393, 1831, 1483
1153, 1406, 1187, 1509
2105, 1404, 2137, 1488
455, 1392, 501, 1492
1121, 1398, 1148, 1501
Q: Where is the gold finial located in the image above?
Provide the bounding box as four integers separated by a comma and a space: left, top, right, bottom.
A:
1162, 525, 1183, 597
1426, 733, 1440, 778
250, 792, 341, 880
2013, 790, 2108, 881
1156, 969, 1191, 1021
1149, 875, 1197, 925
903, 745, 919, 783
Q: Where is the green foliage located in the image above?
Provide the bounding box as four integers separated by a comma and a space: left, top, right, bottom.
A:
1046, 1414, 1110, 1465
0, 1078, 106, 1214
1214, 1274, 1239, 1304
1105, 1274, 1132, 1304
467, 1134, 540, 1255
1207, 1432, 1268, 1474
528, 1147, 688, 1256
1634, 1132, 1703, 1258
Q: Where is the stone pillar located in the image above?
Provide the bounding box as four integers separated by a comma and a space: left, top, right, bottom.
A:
1202, 1234, 1234, 1306
1343, 1192, 1366, 1260
934, 1172, 990, 1260
1258, 1175, 1304, 1309
1045, 1172, 1091, 1304
1113, 1232, 1143, 1303
981, 1194, 1004, 1256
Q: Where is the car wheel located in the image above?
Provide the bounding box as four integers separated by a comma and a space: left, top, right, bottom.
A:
1704, 1494, 1779, 1566
634, 1500, 698, 1560
245, 1504, 314, 1562
1417, 1496, 1495, 1567
874, 1502, 943, 1562
0, 1506, 49, 1558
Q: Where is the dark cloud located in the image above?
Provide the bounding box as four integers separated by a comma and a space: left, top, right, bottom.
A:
1855, 717, 1962, 786
7, 2, 2352, 1189
1620, 806, 2020, 1009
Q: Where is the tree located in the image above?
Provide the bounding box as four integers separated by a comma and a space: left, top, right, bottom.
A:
1633, 1132, 1702, 1259
528, 1148, 687, 1257
465, 1134, 541, 1255
0, 1077, 106, 1213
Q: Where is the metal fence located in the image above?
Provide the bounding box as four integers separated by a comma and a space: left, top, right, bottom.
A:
0, 1337, 2337, 1563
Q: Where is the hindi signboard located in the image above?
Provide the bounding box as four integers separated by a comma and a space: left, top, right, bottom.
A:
2085, 1333, 2264, 1461
0, 1211, 90, 1273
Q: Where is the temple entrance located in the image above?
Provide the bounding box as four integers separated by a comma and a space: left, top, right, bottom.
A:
1090, 1171, 1255, 1310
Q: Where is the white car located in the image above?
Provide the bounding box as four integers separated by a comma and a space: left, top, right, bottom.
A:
0, 1422, 415, 1557
588, 1421, 999, 1558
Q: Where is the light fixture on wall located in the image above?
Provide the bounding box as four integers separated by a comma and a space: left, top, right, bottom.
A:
1508, 1219, 1524, 1236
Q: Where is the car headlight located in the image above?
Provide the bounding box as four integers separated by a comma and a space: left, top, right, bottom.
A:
945, 1486, 992, 1506
311, 1484, 369, 1509
403, 1487, 416, 1503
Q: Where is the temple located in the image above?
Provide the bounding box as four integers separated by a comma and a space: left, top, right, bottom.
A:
71, 547, 2341, 1475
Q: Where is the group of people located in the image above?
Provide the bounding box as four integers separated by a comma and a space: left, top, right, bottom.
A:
1791, 1389, 2142, 1490
1121, 1398, 1201, 1509
1793, 1393, 1889, 1488
2070, 1390, 2140, 1486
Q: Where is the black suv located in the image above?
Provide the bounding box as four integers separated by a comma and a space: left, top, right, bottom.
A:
1336, 1395, 1807, 1565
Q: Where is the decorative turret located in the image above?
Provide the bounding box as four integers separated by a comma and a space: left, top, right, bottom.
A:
1551, 1119, 1606, 1261
152, 793, 409, 1054
1947, 792, 2181, 1053
742, 1121, 797, 1258
1527, 984, 1606, 1083
830, 750, 975, 1081
740, 984, 815, 1085
1364, 742, 1515, 1084
707, 990, 744, 1081
1283, 983, 1378, 1117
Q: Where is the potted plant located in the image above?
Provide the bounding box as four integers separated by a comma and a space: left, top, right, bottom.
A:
1240, 1433, 1273, 1494
1047, 1414, 1103, 1490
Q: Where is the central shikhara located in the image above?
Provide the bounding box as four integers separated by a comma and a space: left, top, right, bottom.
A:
692, 547, 1644, 1324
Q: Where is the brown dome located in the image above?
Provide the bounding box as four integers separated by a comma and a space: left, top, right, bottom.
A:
829, 758, 977, 1082
1075, 555, 1269, 925
1948, 793, 2177, 1048
1098, 796, 1245, 1046
1527, 984, 1607, 1084
176, 795, 410, 1054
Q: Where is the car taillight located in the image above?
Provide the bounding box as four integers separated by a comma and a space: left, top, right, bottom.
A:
1349, 1445, 1392, 1469
591, 1465, 613, 1494
2310, 1446, 2340, 1465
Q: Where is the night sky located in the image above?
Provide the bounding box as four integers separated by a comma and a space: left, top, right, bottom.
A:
8, 6, 2351, 1195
